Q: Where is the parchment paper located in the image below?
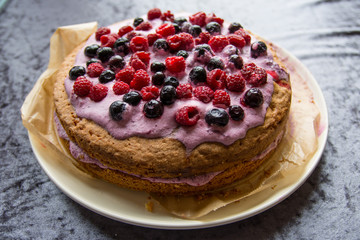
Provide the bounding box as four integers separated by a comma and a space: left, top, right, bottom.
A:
21, 22, 322, 219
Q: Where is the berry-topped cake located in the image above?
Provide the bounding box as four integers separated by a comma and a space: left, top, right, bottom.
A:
54, 9, 291, 195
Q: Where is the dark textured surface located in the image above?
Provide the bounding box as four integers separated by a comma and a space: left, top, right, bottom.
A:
1, 0, 359, 239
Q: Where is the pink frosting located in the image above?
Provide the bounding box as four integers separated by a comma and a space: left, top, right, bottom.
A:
64, 14, 287, 151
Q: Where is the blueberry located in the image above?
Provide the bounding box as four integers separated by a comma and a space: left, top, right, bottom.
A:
123, 91, 142, 106
164, 76, 179, 88
69, 66, 86, 80
206, 22, 221, 34
143, 100, 164, 118
174, 17, 187, 26
108, 55, 125, 71
153, 39, 169, 52
114, 37, 130, 56
189, 66, 207, 84
84, 44, 100, 58
250, 41, 267, 58
180, 22, 192, 33
176, 50, 189, 59
172, 23, 181, 33
194, 44, 211, 56
229, 54, 243, 69
228, 22, 243, 33
229, 105, 245, 121
160, 85, 177, 105
207, 57, 224, 71
97, 47, 115, 62
243, 88, 264, 108
205, 108, 229, 126
150, 62, 166, 73
152, 72, 165, 86
189, 25, 202, 37
99, 69, 115, 83
86, 58, 100, 67
109, 101, 127, 121
133, 17, 144, 27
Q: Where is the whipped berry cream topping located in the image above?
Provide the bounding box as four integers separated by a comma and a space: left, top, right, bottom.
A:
64, 9, 289, 151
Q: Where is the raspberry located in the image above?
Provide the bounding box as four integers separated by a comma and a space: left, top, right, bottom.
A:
206, 13, 224, 26
240, 63, 267, 86
165, 56, 186, 73
147, 8, 162, 20
266, 70, 279, 81
147, 33, 162, 46
87, 63, 104, 78
213, 90, 231, 108
227, 34, 246, 49
95, 27, 111, 41
176, 83, 193, 99
125, 31, 138, 40
130, 36, 149, 52
115, 66, 135, 84
208, 35, 229, 52
166, 33, 194, 52
226, 74, 245, 92
135, 21, 152, 31
193, 86, 214, 103
118, 25, 134, 37
89, 84, 108, 102
141, 86, 160, 101
207, 69, 227, 90
130, 58, 147, 71
100, 34, 116, 48
175, 106, 200, 126
160, 10, 174, 22
189, 12, 207, 27
234, 29, 251, 45
130, 51, 150, 71
73, 76, 92, 97
156, 23, 175, 38
130, 69, 150, 90
113, 81, 130, 95
195, 32, 211, 45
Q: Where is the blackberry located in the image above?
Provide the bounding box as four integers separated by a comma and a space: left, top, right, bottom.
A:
133, 17, 144, 27
153, 39, 169, 52
189, 25, 202, 37
228, 22, 243, 33
189, 66, 207, 84
96, 47, 115, 62
99, 70, 115, 83
205, 22, 221, 34
108, 55, 125, 71
150, 62, 166, 73
176, 50, 189, 59
229, 105, 245, 121
143, 100, 164, 118
114, 37, 130, 56
243, 88, 264, 108
123, 91, 142, 106
164, 76, 179, 88
173, 17, 187, 26
109, 101, 127, 121
86, 58, 100, 67
160, 85, 177, 105
69, 66, 86, 80
229, 54, 243, 69
205, 108, 229, 126
84, 44, 100, 58
152, 72, 165, 86
207, 57, 224, 71
250, 41, 267, 58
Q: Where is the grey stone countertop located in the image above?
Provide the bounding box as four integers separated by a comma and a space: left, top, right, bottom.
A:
1, 0, 359, 239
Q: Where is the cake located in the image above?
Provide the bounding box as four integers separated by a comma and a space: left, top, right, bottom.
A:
54, 9, 291, 195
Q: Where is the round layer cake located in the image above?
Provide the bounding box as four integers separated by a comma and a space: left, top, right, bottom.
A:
54, 9, 291, 195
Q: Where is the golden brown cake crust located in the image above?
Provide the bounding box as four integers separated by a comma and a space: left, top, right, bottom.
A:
54, 43, 291, 184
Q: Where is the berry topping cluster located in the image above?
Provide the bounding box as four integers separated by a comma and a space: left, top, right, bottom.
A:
69, 9, 274, 127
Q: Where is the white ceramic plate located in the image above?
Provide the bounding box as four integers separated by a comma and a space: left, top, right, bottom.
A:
29, 46, 328, 230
